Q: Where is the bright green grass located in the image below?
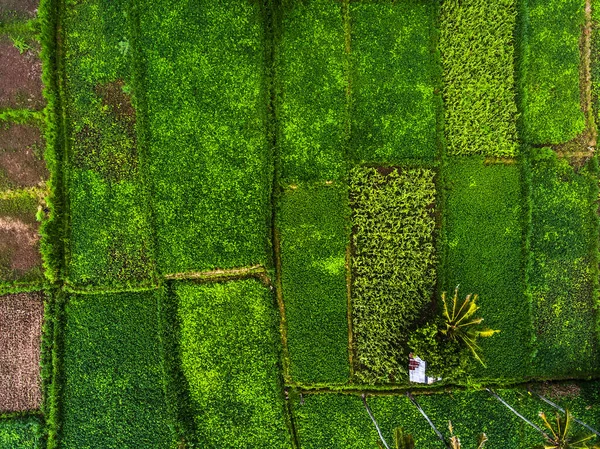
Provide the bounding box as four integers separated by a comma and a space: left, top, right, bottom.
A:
349, 0, 438, 163
350, 167, 437, 384
62, 0, 156, 288
137, 0, 271, 274
0, 417, 42, 449
444, 159, 531, 380
61, 290, 175, 448
279, 184, 349, 384
277, 0, 346, 183
521, 0, 585, 144
529, 152, 599, 377
440, 0, 519, 156
174, 280, 291, 448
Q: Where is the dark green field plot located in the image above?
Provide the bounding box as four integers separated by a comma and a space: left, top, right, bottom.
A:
520, 0, 585, 144
444, 159, 530, 380
528, 151, 599, 377
349, 0, 438, 163
62, 0, 156, 289
277, 0, 346, 183
137, 0, 271, 275
440, 0, 519, 156
350, 166, 437, 384
174, 280, 291, 448
279, 184, 349, 384
0, 416, 42, 449
61, 290, 175, 449
294, 394, 377, 448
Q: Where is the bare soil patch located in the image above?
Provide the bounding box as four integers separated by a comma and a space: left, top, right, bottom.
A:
0, 213, 41, 280
0, 292, 43, 412
94, 79, 136, 127
0, 0, 39, 21
538, 381, 581, 400
0, 122, 47, 189
0, 37, 44, 110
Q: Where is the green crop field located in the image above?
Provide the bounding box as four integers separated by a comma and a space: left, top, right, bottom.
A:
136, 0, 272, 275
349, 0, 439, 163
279, 184, 350, 384
173, 280, 290, 448
350, 166, 437, 383
60, 291, 175, 448
62, 0, 157, 289
520, 0, 586, 144
3, 0, 600, 447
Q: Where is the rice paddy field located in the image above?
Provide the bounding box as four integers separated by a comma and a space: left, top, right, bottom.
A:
0, 0, 599, 447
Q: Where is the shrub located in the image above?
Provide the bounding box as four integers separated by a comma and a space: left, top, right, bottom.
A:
350, 166, 437, 384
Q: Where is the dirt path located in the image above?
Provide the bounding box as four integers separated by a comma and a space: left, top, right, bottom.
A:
164, 264, 265, 281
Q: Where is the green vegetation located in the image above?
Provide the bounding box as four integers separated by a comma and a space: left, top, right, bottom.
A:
295, 385, 600, 449
350, 1, 438, 163
136, 0, 271, 274
61, 291, 175, 448
409, 288, 500, 379
174, 280, 291, 448
277, 0, 346, 183
440, 0, 519, 156
528, 150, 599, 377
62, 0, 156, 288
350, 167, 437, 383
279, 184, 349, 384
520, 0, 585, 144
294, 394, 377, 448
443, 159, 530, 380
0, 417, 42, 448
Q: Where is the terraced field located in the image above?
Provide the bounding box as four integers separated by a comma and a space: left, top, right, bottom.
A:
0, 0, 598, 447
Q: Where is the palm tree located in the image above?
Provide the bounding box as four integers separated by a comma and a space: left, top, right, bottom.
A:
534, 410, 600, 449
442, 287, 500, 366
448, 421, 488, 449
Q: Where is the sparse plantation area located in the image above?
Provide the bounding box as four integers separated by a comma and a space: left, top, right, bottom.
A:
1, 0, 600, 447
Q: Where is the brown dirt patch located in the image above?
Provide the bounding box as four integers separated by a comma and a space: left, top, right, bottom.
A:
0, 292, 43, 412
538, 382, 581, 400
0, 122, 47, 189
0, 0, 39, 21
94, 79, 136, 126
0, 216, 41, 278
0, 37, 44, 110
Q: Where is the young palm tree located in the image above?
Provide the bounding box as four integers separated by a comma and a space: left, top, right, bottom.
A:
448, 421, 488, 449
442, 287, 500, 366
535, 410, 600, 449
